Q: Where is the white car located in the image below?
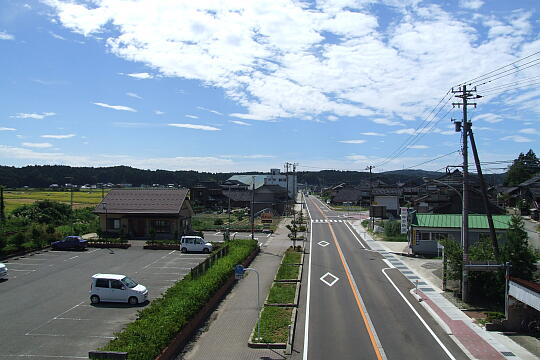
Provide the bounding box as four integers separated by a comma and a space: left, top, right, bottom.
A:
0, 263, 7, 279
89, 274, 148, 305
179, 236, 213, 253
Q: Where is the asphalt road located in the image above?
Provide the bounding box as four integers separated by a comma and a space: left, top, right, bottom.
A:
0, 246, 209, 359
303, 196, 469, 360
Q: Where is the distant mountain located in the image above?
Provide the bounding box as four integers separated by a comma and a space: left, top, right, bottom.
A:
0, 165, 505, 188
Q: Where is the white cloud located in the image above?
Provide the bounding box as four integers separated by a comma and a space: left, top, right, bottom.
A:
11, 112, 56, 119
198, 107, 223, 116
501, 135, 532, 143
0, 145, 235, 171
221, 154, 274, 159
339, 140, 366, 144
0, 127, 16, 131
346, 155, 369, 161
372, 118, 404, 127
230, 120, 251, 126
407, 145, 429, 149
459, 0, 484, 10
49, 31, 66, 40
519, 128, 540, 135
185, 114, 199, 119
44, 1, 539, 124
360, 132, 385, 136
168, 123, 220, 131
93, 102, 136, 112
327, 115, 338, 122
0, 31, 14, 40
473, 113, 503, 123
121, 72, 153, 79
22, 142, 53, 148
126, 92, 142, 99
155, 110, 165, 115
41, 134, 76, 139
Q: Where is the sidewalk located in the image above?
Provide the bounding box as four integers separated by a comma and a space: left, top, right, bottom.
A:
348, 220, 537, 360
177, 218, 295, 360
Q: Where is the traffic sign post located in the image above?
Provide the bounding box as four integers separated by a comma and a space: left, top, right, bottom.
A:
234, 265, 245, 280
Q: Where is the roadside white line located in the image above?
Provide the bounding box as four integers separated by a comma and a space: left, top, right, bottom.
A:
303, 198, 314, 360
54, 317, 91, 321
3, 263, 40, 266
65, 255, 79, 261
148, 266, 192, 269
382, 259, 395, 268
26, 333, 114, 339
381, 268, 456, 360
6, 269, 36, 272
266, 233, 272, 238
343, 221, 365, 249
215, 232, 221, 236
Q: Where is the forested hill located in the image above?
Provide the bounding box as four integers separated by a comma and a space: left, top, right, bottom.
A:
0, 165, 505, 188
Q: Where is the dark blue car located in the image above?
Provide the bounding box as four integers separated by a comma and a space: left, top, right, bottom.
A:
51, 236, 88, 251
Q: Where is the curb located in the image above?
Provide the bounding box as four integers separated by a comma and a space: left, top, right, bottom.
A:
265, 282, 301, 307
274, 264, 303, 283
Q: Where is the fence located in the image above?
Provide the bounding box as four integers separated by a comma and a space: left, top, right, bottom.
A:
190, 243, 230, 279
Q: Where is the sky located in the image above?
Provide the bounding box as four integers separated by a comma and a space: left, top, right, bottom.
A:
0, 0, 539, 175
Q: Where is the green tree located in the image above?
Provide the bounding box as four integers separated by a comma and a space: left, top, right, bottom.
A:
440, 238, 463, 281
469, 237, 503, 302
11, 200, 70, 226
502, 215, 536, 281
0, 186, 5, 223
504, 149, 540, 186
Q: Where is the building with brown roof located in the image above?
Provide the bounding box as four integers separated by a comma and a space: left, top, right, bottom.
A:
94, 188, 194, 239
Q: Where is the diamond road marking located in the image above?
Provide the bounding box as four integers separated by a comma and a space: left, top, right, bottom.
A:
320, 272, 339, 287
317, 240, 330, 247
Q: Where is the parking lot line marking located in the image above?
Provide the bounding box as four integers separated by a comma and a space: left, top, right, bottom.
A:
150, 272, 188, 275
25, 301, 85, 336
26, 333, 115, 339
266, 233, 272, 238
150, 266, 192, 269
3, 263, 40, 266
6, 269, 36, 272
54, 317, 91, 321
65, 255, 79, 261
137, 250, 177, 273
215, 232, 221, 235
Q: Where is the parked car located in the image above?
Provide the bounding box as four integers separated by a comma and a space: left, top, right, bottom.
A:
0, 263, 7, 279
89, 274, 148, 305
51, 236, 88, 251
179, 236, 213, 253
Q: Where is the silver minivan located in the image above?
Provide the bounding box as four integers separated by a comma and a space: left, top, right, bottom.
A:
179, 236, 213, 253
90, 274, 148, 305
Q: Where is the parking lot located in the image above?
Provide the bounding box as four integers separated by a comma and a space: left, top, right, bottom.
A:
0, 245, 211, 359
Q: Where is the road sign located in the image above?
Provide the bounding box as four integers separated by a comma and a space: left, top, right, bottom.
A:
400, 207, 408, 234
261, 212, 273, 224
463, 261, 505, 272
234, 264, 245, 280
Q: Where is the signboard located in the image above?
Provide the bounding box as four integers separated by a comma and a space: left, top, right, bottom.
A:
234, 265, 245, 280
463, 261, 505, 272
261, 212, 273, 224
400, 207, 408, 234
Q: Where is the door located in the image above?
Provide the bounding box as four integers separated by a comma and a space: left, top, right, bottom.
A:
109, 279, 127, 302
94, 278, 111, 301
130, 218, 146, 237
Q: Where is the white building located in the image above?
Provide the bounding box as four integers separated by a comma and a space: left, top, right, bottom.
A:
228, 168, 297, 199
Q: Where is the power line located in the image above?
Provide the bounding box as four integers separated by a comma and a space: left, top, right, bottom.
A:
408, 150, 460, 169
470, 57, 540, 87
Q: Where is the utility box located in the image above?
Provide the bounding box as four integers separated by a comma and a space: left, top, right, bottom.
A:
369, 205, 386, 219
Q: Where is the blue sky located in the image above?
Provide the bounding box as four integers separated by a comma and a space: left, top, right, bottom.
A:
0, 0, 538, 174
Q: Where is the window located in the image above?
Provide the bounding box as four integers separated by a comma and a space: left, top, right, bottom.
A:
107, 218, 121, 230
151, 220, 170, 233
110, 280, 123, 289
95, 279, 109, 288
432, 233, 448, 242
416, 231, 431, 241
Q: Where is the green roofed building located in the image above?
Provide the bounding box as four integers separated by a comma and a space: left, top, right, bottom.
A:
408, 213, 512, 256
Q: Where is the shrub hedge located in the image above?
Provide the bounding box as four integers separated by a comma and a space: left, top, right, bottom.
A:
101, 239, 258, 360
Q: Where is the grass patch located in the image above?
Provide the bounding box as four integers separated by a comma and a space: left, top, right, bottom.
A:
252, 306, 293, 343
267, 283, 296, 304
100, 239, 257, 360
282, 249, 302, 264
192, 213, 281, 232
4, 189, 107, 214
383, 234, 407, 242
276, 264, 300, 281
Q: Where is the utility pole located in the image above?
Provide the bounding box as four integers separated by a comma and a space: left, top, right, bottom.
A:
452, 84, 479, 303
65, 177, 74, 234
292, 163, 298, 224
285, 162, 291, 216
366, 166, 375, 230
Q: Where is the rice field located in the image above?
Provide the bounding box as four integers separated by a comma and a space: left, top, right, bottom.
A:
3, 189, 108, 213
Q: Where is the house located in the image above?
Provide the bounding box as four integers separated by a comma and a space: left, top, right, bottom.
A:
228, 168, 297, 199
408, 213, 511, 255
189, 181, 227, 209
222, 184, 288, 215
94, 188, 194, 240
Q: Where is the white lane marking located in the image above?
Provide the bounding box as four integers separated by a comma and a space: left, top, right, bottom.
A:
86, 249, 100, 254
343, 221, 366, 249
303, 199, 314, 360
215, 232, 221, 235
382, 259, 395, 268
6, 269, 36, 272
65, 255, 79, 261
266, 233, 272, 238
54, 317, 91, 321
381, 268, 456, 360
317, 241, 330, 247
320, 272, 339, 287
148, 266, 192, 269
25, 301, 85, 335
3, 263, 40, 266
26, 333, 114, 339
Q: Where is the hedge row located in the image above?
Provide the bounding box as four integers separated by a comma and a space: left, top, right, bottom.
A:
101, 239, 258, 360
